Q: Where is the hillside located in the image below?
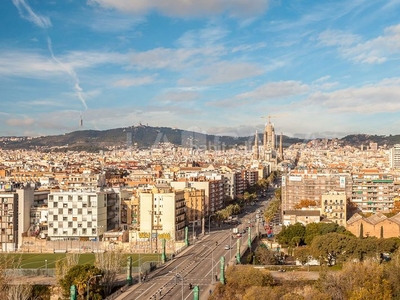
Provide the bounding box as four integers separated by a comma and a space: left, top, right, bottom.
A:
0, 125, 303, 152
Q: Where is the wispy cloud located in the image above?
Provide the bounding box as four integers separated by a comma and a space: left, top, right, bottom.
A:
47, 38, 88, 110
318, 23, 400, 64
207, 80, 309, 107
11, 0, 51, 28
305, 77, 400, 113
154, 90, 200, 104
89, 0, 269, 18
6, 117, 36, 127
113, 75, 157, 87
179, 61, 264, 86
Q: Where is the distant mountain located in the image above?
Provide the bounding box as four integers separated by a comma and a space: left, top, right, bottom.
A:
0, 125, 304, 152
339, 134, 400, 148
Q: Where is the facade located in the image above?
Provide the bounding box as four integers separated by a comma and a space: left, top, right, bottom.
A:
136, 187, 186, 251
282, 172, 352, 212
351, 171, 394, 213
184, 188, 205, 224
47, 190, 120, 241
282, 209, 320, 225
347, 212, 400, 238
390, 144, 400, 169
321, 191, 347, 226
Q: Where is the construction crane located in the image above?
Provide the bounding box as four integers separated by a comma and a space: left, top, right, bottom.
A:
261, 115, 276, 123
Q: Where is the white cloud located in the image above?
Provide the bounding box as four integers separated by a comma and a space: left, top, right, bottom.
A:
180, 61, 264, 86
0, 51, 64, 77
6, 117, 36, 127
207, 80, 309, 107
12, 0, 51, 28
89, 0, 269, 18
305, 77, 400, 113
318, 23, 400, 64
113, 75, 157, 87
155, 90, 200, 103
128, 46, 225, 70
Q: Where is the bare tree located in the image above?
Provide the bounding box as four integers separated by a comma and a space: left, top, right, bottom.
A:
0, 254, 33, 300
95, 250, 124, 296
55, 253, 80, 283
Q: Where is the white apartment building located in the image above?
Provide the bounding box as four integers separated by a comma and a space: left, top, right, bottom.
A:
47, 190, 119, 241
390, 144, 400, 169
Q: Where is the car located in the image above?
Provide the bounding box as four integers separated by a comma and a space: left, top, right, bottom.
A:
224, 245, 230, 250
236, 233, 242, 238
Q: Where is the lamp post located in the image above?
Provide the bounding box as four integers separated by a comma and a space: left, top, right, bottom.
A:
86, 274, 102, 300
45, 259, 48, 277
208, 214, 215, 235
203, 245, 214, 283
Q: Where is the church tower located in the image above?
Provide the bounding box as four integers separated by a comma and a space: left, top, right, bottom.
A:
253, 130, 259, 160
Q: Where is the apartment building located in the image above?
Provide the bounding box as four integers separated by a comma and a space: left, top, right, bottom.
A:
282, 171, 352, 212
351, 171, 395, 213
135, 187, 186, 250
241, 169, 259, 190
389, 144, 400, 170
184, 188, 205, 224
0, 184, 38, 251
321, 190, 347, 226
47, 189, 120, 241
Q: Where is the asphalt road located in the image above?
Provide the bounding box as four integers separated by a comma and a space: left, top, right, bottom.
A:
117, 199, 271, 300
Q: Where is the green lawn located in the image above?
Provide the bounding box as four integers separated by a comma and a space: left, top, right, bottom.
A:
0, 253, 161, 269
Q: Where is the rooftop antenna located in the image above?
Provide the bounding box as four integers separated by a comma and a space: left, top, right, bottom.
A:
79, 113, 83, 129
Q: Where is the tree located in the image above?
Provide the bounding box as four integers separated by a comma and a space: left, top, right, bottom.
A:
304, 222, 350, 245
294, 200, 317, 209
359, 223, 364, 239
255, 246, 278, 265
276, 223, 305, 247
59, 264, 103, 300
310, 233, 354, 266
318, 259, 391, 300
294, 246, 313, 266
211, 266, 274, 300
0, 254, 33, 300
95, 251, 124, 296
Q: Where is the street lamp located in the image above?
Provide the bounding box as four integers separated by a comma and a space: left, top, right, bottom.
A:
45, 259, 48, 277
86, 274, 102, 300
208, 214, 215, 235
203, 245, 214, 284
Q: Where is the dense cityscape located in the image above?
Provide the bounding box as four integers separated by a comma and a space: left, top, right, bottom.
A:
3, 0, 400, 299
2, 120, 400, 299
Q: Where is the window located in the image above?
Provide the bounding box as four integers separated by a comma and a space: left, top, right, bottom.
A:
88, 222, 92, 227
63, 217, 67, 221
78, 209, 82, 214
53, 215, 58, 221
68, 222, 72, 227
53, 202, 58, 208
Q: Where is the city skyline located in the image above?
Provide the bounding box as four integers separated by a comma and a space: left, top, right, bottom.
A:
1, 0, 400, 138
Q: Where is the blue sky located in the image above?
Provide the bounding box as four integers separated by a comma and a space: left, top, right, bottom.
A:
1, 0, 400, 139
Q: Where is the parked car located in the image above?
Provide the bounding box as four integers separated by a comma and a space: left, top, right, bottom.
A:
224, 245, 230, 250
236, 233, 242, 238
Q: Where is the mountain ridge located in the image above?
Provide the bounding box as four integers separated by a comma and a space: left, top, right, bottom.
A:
1, 126, 399, 152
